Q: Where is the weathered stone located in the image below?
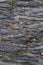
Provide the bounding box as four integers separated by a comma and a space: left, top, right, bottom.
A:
9, 16, 20, 22
0, 3, 11, 8
11, 56, 38, 63
32, 9, 43, 14
30, 45, 43, 51
0, 10, 10, 16
0, 29, 9, 34
0, 0, 12, 3
13, 8, 25, 12
1, 36, 26, 44
0, 43, 26, 52
31, 13, 43, 17
0, 0, 43, 64
16, 1, 39, 7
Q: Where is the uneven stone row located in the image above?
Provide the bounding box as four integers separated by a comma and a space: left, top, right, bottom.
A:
0, 0, 43, 64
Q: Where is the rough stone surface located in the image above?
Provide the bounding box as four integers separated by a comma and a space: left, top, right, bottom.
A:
0, 0, 43, 65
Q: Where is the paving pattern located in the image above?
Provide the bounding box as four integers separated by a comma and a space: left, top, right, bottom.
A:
0, 0, 43, 65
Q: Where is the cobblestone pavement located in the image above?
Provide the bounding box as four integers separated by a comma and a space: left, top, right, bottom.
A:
0, 0, 43, 65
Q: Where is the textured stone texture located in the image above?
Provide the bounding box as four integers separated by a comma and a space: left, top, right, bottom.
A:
0, 0, 43, 65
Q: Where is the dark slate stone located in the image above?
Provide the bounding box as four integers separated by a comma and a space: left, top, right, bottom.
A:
31, 13, 43, 17
0, 11, 10, 16
16, 1, 39, 7
11, 39, 26, 44
30, 46, 43, 51
0, 6, 10, 9
0, 15, 8, 19
12, 56, 38, 63
34, 32, 43, 38
2, 36, 26, 44
32, 9, 43, 14
31, 49, 43, 55
30, 42, 43, 47
0, 29, 9, 34
31, 51, 40, 54
0, 44, 26, 52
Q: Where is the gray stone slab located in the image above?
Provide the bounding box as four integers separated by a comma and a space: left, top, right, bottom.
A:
11, 56, 38, 63
30, 42, 43, 47
0, 10, 10, 16
4, 19, 16, 23
0, 0, 12, 3
32, 9, 43, 14
30, 46, 43, 51
2, 37, 26, 44
31, 13, 43, 17
13, 8, 25, 12
16, 1, 39, 7
0, 29, 9, 34
0, 61, 18, 65
0, 15, 8, 19
0, 43, 26, 52
9, 16, 20, 22
30, 62, 43, 65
